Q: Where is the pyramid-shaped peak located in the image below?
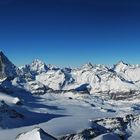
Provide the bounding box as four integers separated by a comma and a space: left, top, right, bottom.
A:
0, 51, 18, 79
0, 51, 8, 60
0, 51, 4, 55
0, 51, 13, 64
0, 51, 16, 66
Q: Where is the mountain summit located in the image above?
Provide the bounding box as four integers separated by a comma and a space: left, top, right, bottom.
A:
113, 61, 129, 73
0, 51, 18, 79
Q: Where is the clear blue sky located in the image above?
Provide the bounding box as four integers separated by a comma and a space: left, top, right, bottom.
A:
0, 0, 140, 67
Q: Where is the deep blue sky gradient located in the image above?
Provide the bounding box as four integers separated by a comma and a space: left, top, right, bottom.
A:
0, 0, 140, 67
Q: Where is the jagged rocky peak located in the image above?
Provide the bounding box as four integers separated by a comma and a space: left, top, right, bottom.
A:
113, 61, 129, 73
30, 59, 49, 74
31, 59, 46, 67
82, 62, 93, 69
16, 127, 57, 140
0, 51, 18, 79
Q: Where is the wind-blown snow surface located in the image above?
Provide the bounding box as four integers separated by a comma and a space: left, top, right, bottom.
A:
0, 92, 140, 140
15, 127, 56, 140
0, 52, 140, 139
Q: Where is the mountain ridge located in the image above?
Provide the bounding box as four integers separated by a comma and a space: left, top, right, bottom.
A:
0, 51, 140, 99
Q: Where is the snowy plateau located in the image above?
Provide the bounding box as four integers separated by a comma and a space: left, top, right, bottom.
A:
0, 51, 140, 140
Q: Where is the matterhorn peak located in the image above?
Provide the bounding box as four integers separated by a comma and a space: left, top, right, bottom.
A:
0, 51, 11, 63
0, 51, 18, 79
0, 50, 6, 55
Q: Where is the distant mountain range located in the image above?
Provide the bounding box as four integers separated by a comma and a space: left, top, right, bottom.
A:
0, 51, 140, 140
0, 51, 140, 99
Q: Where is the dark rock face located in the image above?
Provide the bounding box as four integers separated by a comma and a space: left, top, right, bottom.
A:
109, 90, 139, 100
0, 51, 18, 79
75, 84, 91, 94
60, 114, 139, 140
60, 129, 104, 140
0, 101, 24, 129
0, 101, 24, 119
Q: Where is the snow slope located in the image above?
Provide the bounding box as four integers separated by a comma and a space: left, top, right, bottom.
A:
16, 127, 56, 140
0, 92, 20, 105
0, 52, 140, 140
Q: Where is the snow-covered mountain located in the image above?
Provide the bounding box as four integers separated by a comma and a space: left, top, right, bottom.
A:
1, 52, 140, 140
0, 51, 20, 80
19, 59, 49, 78
17, 57, 140, 100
